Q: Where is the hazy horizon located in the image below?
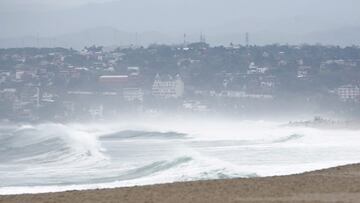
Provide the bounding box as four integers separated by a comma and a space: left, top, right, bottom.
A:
1, 0, 360, 48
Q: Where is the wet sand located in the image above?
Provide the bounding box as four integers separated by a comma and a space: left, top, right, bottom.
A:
2, 164, 360, 203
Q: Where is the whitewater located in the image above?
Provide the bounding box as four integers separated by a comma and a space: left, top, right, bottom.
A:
1, 117, 360, 195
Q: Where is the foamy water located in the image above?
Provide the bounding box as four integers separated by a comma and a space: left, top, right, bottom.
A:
1, 118, 360, 195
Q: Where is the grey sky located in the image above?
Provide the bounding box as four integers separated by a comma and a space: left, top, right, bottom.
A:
1, 0, 360, 47
0, 0, 111, 10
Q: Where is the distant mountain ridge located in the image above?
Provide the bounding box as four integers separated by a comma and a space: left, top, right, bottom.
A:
1, 25, 360, 49
0, 27, 175, 49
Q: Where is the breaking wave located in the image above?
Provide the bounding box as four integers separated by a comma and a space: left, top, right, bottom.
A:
1, 120, 360, 195
0, 123, 106, 165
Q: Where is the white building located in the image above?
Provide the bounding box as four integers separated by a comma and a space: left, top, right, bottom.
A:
123, 88, 144, 102
297, 66, 311, 78
183, 100, 209, 112
336, 85, 360, 102
127, 67, 140, 76
247, 62, 269, 74
152, 74, 184, 98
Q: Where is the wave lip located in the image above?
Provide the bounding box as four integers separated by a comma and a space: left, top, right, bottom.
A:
0, 123, 107, 165
100, 130, 188, 140
273, 134, 304, 143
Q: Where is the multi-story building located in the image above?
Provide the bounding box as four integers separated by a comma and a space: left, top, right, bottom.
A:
99, 75, 129, 91
336, 85, 360, 102
152, 74, 184, 98
123, 88, 144, 102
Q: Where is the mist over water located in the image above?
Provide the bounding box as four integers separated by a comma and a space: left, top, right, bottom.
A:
1, 117, 360, 195
1, 0, 360, 200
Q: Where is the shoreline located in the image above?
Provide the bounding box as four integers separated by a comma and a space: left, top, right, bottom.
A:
2, 164, 360, 202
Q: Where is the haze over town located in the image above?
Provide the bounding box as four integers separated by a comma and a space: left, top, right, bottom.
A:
2, 1, 360, 201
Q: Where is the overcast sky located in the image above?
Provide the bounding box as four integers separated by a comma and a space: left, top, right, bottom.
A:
0, 0, 112, 10
1, 0, 360, 46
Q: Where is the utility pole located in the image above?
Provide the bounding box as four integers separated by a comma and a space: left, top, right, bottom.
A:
135, 32, 139, 47
245, 32, 249, 47
36, 33, 40, 47
183, 33, 187, 47
200, 32, 206, 43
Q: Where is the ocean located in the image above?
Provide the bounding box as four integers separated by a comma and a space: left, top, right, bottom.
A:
1, 118, 360, 195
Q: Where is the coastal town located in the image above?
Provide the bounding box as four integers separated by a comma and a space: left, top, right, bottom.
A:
1, 43, 360, 122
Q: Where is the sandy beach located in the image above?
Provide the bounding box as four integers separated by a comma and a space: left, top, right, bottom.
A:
2, 164, 360, 203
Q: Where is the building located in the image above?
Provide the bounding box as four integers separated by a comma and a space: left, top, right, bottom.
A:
183, 100, 209, 112
0, 72, 10, 83
247, 62, 269, 75
123, 88, 144, 102
297, 66, 311, 78
216, 90, 273, 100
127, 67, 140, 76
99, 75, 129, 90
336, 85, 360, 102
1, 88, 17, 101
99, 75, 129, 84
152, 74, 184, 98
